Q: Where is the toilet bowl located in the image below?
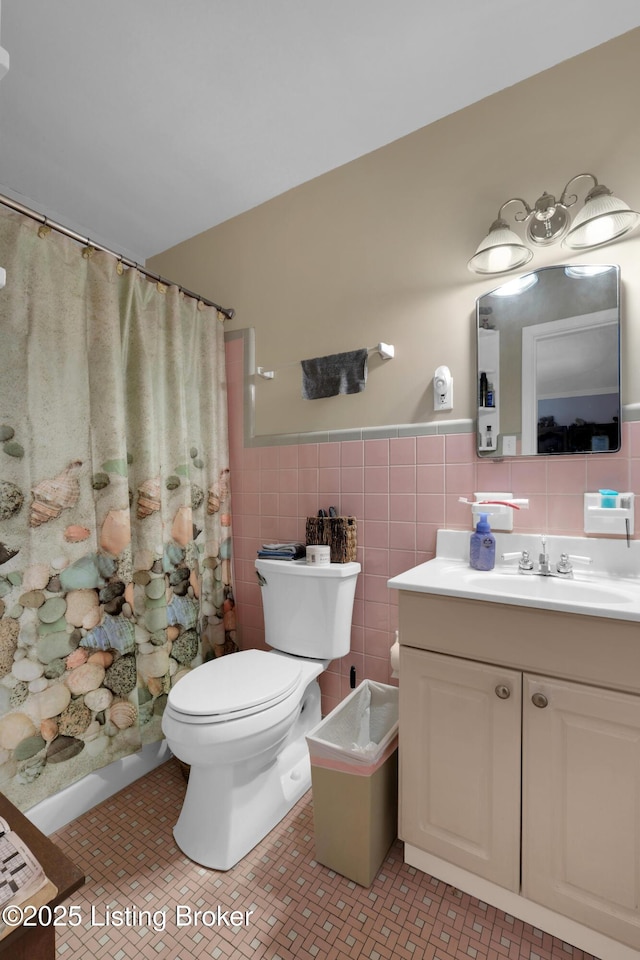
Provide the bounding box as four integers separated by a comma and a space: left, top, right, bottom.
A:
162, 558, 360, 870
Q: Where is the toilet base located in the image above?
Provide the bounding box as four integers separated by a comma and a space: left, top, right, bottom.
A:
171, 677, 322, 870
173, 738, 312, 870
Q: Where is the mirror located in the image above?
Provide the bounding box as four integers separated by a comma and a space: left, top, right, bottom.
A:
476, 264, 620, 457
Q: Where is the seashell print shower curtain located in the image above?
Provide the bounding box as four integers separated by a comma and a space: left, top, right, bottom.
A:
0, 207, 237, 810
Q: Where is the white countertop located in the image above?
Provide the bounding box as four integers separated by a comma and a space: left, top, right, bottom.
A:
387, 530, 640, 622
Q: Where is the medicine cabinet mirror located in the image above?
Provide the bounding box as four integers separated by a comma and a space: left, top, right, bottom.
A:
475, 264, 620, 457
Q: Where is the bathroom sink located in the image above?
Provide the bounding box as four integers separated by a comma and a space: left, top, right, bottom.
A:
388, 530, 640, 622
460, 570, 631, 606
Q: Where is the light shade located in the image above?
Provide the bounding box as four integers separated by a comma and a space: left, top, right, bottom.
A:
467, 219, 533, 275
564, 186, 640, 250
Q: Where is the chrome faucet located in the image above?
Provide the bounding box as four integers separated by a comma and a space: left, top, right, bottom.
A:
502, 536, 592, 578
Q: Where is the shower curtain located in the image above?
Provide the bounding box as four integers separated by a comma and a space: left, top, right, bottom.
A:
0, 207, 236, 810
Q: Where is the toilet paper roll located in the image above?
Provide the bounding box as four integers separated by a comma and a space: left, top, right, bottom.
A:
390, 640, 400, 679
306, 544, 331, 566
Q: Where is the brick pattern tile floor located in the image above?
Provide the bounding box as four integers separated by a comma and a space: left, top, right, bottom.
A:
51, 761, 601, 960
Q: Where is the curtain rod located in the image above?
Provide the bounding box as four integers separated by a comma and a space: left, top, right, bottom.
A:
0, 194, 235, 320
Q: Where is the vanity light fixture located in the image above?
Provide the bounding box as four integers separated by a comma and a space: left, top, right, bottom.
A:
468, 173, 640, 275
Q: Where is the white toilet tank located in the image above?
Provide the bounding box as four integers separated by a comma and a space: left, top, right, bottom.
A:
255, 558, 360, 659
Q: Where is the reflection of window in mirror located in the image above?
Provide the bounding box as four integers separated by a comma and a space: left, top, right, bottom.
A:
475, 265, 620, 457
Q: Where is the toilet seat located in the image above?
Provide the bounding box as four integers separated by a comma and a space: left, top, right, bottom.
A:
167, 649, 303, 723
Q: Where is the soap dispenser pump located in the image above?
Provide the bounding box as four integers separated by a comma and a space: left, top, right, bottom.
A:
469, 513, 496, 571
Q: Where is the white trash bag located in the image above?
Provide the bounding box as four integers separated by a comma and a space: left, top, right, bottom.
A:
306, 680, 398, 768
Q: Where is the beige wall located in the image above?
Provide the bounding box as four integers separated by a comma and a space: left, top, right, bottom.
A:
149, 28, 640, 439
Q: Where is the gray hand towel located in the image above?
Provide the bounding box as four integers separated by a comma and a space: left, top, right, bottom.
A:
301, 348, 368, 400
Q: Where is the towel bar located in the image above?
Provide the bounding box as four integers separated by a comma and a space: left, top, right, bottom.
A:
256, 342, 394, 379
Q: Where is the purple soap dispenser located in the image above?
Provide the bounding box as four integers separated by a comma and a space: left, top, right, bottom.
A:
469, 513, 496, 571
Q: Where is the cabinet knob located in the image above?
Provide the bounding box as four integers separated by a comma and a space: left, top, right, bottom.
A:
531, 692, 548, 709
495, 684, 511, 700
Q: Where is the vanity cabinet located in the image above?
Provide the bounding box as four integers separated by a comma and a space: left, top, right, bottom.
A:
400, 648, 521, 890
523, 674, 640, 945
398, 590, 640, 954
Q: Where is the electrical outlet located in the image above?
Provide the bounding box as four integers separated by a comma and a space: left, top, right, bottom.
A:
502, 435, 517, 456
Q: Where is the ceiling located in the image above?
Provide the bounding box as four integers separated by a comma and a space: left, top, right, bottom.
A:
1, 1, 640, 263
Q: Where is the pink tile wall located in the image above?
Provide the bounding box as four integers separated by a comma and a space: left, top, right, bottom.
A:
226, 337, 640, 715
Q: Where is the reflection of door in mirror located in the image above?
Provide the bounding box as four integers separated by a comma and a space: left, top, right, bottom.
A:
522, 311, 619, 454
476, 265, 620, 457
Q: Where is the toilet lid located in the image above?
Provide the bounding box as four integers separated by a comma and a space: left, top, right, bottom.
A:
168, 649, 303, 719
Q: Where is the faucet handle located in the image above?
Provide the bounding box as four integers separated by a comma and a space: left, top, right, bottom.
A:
501, 549, 534, 571
555, 553, 592, 576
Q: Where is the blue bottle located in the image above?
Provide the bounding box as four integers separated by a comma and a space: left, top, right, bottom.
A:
469, 513, 495, 571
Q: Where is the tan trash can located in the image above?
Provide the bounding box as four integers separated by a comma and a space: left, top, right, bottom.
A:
306, 680, 399, 887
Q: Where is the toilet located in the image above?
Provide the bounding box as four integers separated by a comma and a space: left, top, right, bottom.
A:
162, 557, 360, 870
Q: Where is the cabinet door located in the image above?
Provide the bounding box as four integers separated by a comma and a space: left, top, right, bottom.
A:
523, 674, 640, 949
400, 647, 521, 890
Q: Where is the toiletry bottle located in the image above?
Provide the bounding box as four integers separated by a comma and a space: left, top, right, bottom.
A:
479, 372, 488, 406
485, 425, 493, 448
469, 513, 496, 571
